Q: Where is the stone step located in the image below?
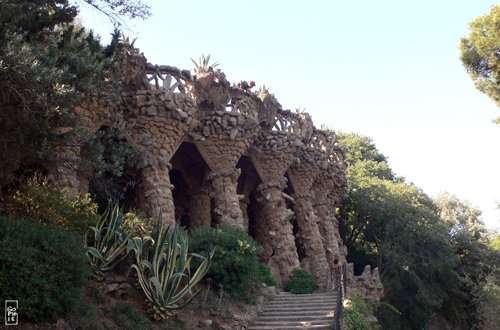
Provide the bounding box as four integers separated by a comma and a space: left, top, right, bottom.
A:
270, 297, 336, 303
248, 326, 331, 330
248, 292, 338, 330
259, 310, 335, 318
249, 320, 332, 328
270, 296, 333, 300
256, 314, 333, 322
265, 301, 335, 308
262, 307, 334, 314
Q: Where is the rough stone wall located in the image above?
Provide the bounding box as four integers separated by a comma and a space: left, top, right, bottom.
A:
346, 264, 384, 302
47, 47, 383, 302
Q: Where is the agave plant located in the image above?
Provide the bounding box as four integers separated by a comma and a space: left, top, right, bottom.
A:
190, 53, 219, 73
128, 220, 213, 320
84, 203, 129, 281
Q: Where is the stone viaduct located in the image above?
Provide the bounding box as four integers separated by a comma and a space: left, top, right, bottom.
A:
47, 48, 383, 300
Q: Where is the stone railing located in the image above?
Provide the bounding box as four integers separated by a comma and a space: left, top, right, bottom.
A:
144, 63, 192, 94
224, 88, 261, 118
308, 128, 337, 156
269, 109, 314, 142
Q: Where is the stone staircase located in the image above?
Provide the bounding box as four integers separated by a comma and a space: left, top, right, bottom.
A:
247, 292, 337, 330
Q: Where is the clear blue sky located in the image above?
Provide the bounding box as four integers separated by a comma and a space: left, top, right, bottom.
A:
79, 0, 500, 229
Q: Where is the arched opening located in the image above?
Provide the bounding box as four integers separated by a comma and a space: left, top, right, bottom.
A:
170, 142, 211, 229
236, 155, 262, 238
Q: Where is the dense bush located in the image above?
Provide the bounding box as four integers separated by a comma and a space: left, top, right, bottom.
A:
189, 225, 275, 301
0, 176, 99, 234
0, 217, 90, 322
284, 268, 319, 294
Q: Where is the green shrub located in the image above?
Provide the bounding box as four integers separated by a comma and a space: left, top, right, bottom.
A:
256, 262, 278, 287
284, 268, 319, 294
105, 302, 150, 330
344, 291, 389, 330
0, 176, 100, 234
0, 217, 90, 322
189, 225, 272, 301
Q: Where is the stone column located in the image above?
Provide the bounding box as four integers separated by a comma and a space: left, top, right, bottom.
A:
139, 158, 175, 226
254, 177, 300, 284
313, 170, 345, 269
188, 186, 212, 228
292, 191, 329, 287
239, 195, 250, 230
314, 198, 342, 269
208, 167, 245, 228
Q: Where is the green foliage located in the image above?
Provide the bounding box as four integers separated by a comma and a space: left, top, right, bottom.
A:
344, 291, 390, 330
489, 233, 500, 250
473, 266, 500, 329
434, 193, 500, 328
0, 217, 89, 322
0, 176, 100, 234
85, 203, 129, 280
284, 269, 319, 294
0, 0, 127, 188
343, 292, 370, 330
189, 225, 271, 301
256, 262, 278, 287
128, 223, 212, 320
83, 118, 148, 206
337, 132, 462, 329
460, 4, 500, 117
104, 302, 151, 329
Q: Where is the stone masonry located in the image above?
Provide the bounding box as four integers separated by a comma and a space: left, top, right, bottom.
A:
48, 47, 383, 301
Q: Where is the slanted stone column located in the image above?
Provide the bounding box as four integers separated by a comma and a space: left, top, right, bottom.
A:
208, 167, 245, 228
314, 198, 342, 269
288, 150, 329, 288
254, 177, 300, 284
139, 158, 175, 226
313, 168, 345, 268
249, 129, 303, 284
291, 191, 329, 287
188, 186, 212, 228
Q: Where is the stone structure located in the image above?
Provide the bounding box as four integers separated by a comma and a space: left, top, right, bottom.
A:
47, 48, 383, 300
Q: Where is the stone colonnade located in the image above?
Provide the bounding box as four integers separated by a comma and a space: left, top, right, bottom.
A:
48, 48, 383, 299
